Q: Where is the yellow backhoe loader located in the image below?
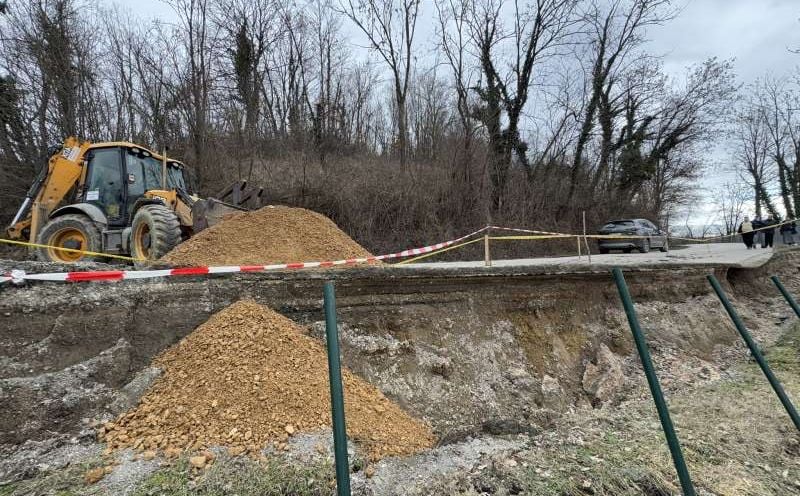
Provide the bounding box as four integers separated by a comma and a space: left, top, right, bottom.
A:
6, 137, 262, 263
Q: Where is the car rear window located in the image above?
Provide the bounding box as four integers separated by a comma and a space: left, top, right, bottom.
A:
603, 220, 635, 229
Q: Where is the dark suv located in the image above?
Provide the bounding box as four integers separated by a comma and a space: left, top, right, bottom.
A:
597, 219, 668, 254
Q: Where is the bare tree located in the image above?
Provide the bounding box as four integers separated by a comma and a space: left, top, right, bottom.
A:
103, 7, 142, 142
212, 0, 280, 179
166, 0, 217, 184
714, 182, 749, 235
435, 0, 478, 185
338, 0, 420, 168
469, 0, 579, 209
754, 76, 800, 218
641, 58, 737, 213
569, 0, 673, 201
733, 101, 778, 219
681, 208, 716, 239
136, 25, 183, 151
307, 0, 349, 166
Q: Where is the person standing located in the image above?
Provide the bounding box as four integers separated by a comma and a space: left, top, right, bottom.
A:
763, 216, 776, 248
739, 216, 755, 249
752, 216, 764, 248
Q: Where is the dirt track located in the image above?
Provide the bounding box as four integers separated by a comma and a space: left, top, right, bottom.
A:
402, 242, 774, 270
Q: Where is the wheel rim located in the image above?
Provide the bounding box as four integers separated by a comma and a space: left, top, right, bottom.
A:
133, 222, 152, 259
47, 228, 88, 262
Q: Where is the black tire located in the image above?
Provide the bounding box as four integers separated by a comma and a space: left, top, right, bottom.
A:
131, 204, 181, 261
639, 238, 650, 253
599, 247, 609, 254
623, 248, 632, 253
35, 214, 103, 263
659, 240, 668, 252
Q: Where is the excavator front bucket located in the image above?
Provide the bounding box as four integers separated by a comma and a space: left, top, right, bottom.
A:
214, 180, 264, 209
190, 181, 264, 233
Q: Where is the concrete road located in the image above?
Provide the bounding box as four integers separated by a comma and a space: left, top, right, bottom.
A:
399, 243, 775, 270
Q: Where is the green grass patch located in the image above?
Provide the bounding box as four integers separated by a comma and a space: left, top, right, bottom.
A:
764, 325, 800, 372
0, 484, 17, 496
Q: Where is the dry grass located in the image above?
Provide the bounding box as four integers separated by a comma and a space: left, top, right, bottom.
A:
438, 322, 800, 495
129, 455, 334, 496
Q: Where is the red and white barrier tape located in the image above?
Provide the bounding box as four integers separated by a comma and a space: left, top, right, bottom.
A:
1, 227, 490, 284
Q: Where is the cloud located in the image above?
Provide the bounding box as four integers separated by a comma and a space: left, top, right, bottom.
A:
647, 0, 800, 82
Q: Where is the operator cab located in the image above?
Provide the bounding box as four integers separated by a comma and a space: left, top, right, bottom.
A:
82, 143, 192, 227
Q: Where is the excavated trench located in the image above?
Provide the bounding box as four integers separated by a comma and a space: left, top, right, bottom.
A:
2, 251, 777, 460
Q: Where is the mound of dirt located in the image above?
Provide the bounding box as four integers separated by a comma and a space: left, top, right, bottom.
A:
161, 206, 372, 266
100, 301, 435, 460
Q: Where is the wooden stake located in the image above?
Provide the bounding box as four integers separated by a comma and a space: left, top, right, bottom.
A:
484, 234, 491, 267
583, 211, 592, 264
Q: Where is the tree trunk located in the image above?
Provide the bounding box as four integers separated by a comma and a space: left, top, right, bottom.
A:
592, 90, 614, 192
755, 180, 778, 218
396, 91, 408, 168
777, 155, 794, 218
755, 184, 762, 218
569, 94, 598, 200
793, 152, 800, 218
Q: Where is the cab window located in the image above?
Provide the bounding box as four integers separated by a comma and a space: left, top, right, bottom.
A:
125, 150, 163, 214
168, 164, 187, 191
85, 148, 124, 221
126, 158, 145, 200
126, 151, 162, 191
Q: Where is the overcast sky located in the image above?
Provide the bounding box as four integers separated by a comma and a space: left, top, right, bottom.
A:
119, 0, 800, 81
649, 0, 799, 82
644, 0, 800, 220
113, 0, 800, 220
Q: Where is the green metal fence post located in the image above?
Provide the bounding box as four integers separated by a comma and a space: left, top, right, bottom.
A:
771, 275, 800, 319
612, 268, 696, 496
323, 281, 352, 496
707, 274, 800, 432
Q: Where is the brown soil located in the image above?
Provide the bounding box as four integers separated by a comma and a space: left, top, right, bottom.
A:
100, 300, 435, 460
162, 206, 372, 266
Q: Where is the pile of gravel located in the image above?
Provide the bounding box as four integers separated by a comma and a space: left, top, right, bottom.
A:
100, 301, 435, 461
161, 206, 372, 266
